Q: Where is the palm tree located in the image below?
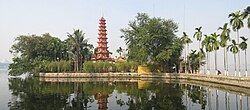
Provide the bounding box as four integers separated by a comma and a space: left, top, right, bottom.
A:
239, 36, 248, 76
227, 40, 239, 76
193, 26, 203, 73
243, 6, 250, 29
210, 33, 220, 75
229, 11, 244, 76
189, 50, 197, 73
116, 47, 123, 58
182, 32, 193, 73
218, 23, 231, 75
198, 48, 206, 74
67, 29, 91, 72
202, 35, 213, 75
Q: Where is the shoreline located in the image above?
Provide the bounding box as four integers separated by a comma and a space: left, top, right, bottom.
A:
39, 73, 250, 89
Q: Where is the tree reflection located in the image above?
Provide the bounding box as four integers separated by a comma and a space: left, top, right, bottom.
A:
186, 85, 207, 110
8, 78, 189, 110
8, 78, 69, 110
126, 82, 186, 110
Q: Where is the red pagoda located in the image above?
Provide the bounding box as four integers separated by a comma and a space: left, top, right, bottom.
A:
96, 17, 110, 61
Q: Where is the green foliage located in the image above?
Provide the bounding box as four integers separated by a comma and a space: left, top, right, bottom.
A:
147, 63, 161, 73
9, 34, 70, 76
243, 6, 250, 28
218, 23, 231, 47
83, 61, 95, 73
116, 47, 124, 58
228, 11, 245, 31
121, 13, 183, 71
115, 62, 129, 72
10, 33, 66, 61
202, 35, 214, 52
83, 61, 138, 73
193, 27, 203, 41
227, 40, 239, 54
182, 32, 193, 44
40, 60, 71, 73
189, 49, 205, 73
83, 61, 113, 73
239, 36, 248, 50
128, 61, 139, 72
210, 32, 220, 51
9, 57, 33, 76
9, 30, 94, 75
66, 29, 93, 72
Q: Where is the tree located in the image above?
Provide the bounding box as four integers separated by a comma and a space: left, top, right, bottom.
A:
227, 40, 239, 76
211, 32, 220, 75
121, 13, 183, 72
239, 36, 248, 76
198, 48, 206, 72
189, 49, 205, 73
182, 32, 193, 73
202, 35, 213, 75
193, 27, 203, 50
9, 34, 67, 76
218, 23, 231, 75
243, 6, 250, 29
116, 47, 123, 58
67, 29, 92, 72
229, 11, 245, 76
193, 26, 203, 73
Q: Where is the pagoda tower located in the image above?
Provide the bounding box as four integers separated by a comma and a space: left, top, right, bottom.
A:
96, 16, 110, 61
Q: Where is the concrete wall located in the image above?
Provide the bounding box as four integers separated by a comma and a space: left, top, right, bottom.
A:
39, 73, 250, 88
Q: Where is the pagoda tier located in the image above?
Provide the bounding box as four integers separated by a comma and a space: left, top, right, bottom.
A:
96, 16, 110, 61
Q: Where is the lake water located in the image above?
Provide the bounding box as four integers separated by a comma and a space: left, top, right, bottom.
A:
1, 68, 250, 109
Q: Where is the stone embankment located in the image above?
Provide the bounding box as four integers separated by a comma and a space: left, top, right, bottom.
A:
39, 73, 250, 88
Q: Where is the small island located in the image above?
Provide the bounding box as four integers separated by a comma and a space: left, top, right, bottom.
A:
8, 7, 250, 89
2, 1, 250, 109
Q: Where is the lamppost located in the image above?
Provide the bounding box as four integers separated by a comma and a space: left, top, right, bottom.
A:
57, 57, 59, 73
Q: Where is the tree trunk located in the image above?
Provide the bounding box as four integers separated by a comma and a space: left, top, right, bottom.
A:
185, 44, 187, 74
80, 55, 83, 72
224, 48, 226, 75
187, 44, 190, 73
234, 54, 237, 76
226, 49, 229, 76
208, 52, 210, 75
245, 50, 248, 77
215, 50, 218, 75
199, 41, 201, 74
237, 29, 241, 77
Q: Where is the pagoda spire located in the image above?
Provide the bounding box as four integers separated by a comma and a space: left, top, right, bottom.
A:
96, 16, 110, 61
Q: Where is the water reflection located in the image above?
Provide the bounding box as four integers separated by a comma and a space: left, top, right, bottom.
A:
8, 78, 250, 110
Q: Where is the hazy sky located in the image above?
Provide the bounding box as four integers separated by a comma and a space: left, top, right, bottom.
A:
0, 0, 249, 69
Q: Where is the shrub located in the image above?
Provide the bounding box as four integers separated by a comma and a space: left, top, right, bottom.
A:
147, 63, 161, 73
115, 62, 129, 72
128, 61, 139, 72
41, 60, 71, 73
60, 60, 71, 72
83, 61, 95, 73
82, 61, 139, 73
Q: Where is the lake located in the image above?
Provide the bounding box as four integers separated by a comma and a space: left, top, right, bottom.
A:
1, 69, 250, 109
